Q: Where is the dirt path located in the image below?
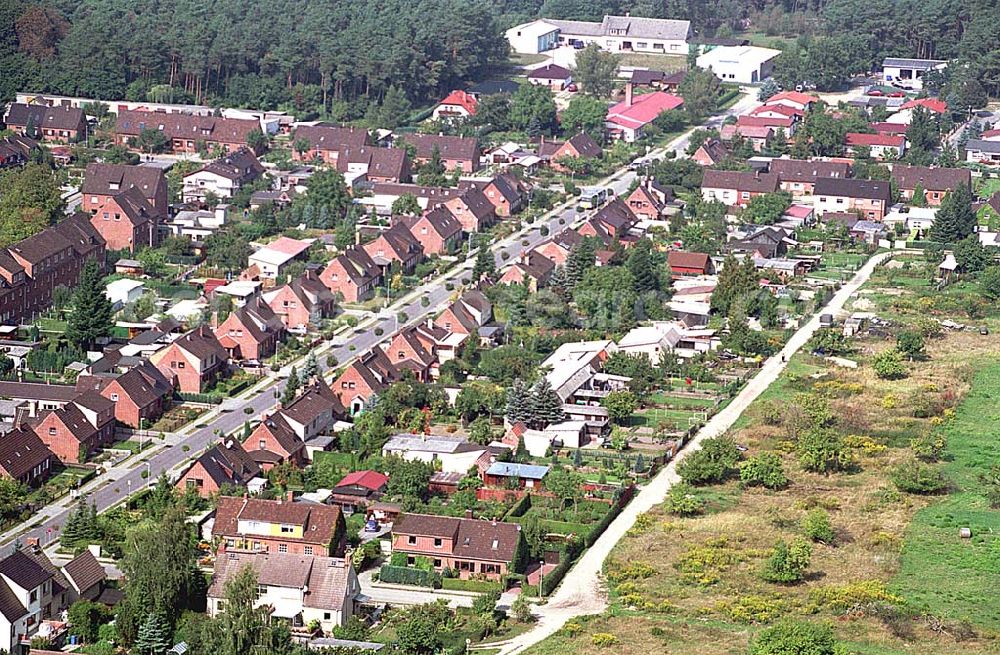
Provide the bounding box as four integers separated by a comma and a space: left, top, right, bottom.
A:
494, 251, 895, 655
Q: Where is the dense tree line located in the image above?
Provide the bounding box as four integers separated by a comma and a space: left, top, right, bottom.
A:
0, 0, 508, 117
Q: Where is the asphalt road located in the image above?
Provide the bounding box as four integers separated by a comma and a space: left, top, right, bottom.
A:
494, 250, 896, 655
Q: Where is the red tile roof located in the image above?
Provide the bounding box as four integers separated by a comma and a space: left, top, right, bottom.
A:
846, 132, 905, 148
764, 91, 818, 106
869, 122, 908, 134
737, 115, 794, 129
606, 92, 684, 129
438, 90, 478, 115
335, 470, 389, 491
900, 98, 948, 114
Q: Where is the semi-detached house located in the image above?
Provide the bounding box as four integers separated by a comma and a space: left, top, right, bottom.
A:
291, 125, 370, 165
701, 170, 780, 208
182, 148, 265, 204
114, 110, 261, 154
149, 326, 229, 393
890, 164, 971, 206
391, 512, 522, 581
212, 495, 346, 556
396, 133, 480, 173
814, 178, 892, 221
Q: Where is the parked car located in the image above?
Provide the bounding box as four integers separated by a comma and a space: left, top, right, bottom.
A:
572, 40, 585, 49
566, 83, 578, 92
981, 325, 989, 335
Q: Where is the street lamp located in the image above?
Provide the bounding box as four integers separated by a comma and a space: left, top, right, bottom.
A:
126, 479, 132, 499
538, 559, 545, 600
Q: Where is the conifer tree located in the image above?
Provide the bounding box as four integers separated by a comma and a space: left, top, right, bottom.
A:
626, 240, 658, 292
574, 448, 583, 467
133, 613, 170, 655
505, 379, 532, 425
529, 378, 565, 428
67, 259, 114, 350
472, 245, 496, 282
929, 185, 976, 244
281, 367, 300, 405
302, 350, 318, 380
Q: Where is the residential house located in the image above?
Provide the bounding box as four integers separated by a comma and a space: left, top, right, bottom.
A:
625, 179, 671, 220
462, 173, 528, 217
387, 328, 436, 382
0, 134, 35, 169
360, 182, 463, 216
578, 198, 638, 240
391, 512, 522, 581
182, 148, 266, 204
887, 98, 948, 125
725, 226, 794, 258
262, 270, 337, 330
3, 103, 86, 142
59, 549, 109, 604
719, 123, 774, 151
76, 359, 173, 428
81, 163, 169, 216
667, 251, 712, 278
890, 165, 971, 206
362, 225, 425, 275
330, 470, 388, 511
0, 426, 52, 486
0, 547, 65, 652
396, 207, 463, 255
381, 434, 487, 474
538, 132, 602, 172
629, 69, 685, 91
762, 91, 818, 112
435, 290, 492, 338
214, 297, 285, 362
291, 125, 370, 165
213, 495, 347, 556
541, 339, 625, 403
320, 247, 380, 303
280, 382, 343, 443
814, 178, 892, 221
964, 139, 1000, 166
432, 90, 478, 121
498, 252, 555, 291
748, 103, 804, 121
845, 132, 906, 159
467, 80, 520, 98
606, 86, 684, 142
616, 324, 681, 364
735, 114, 795, 136
207, 552, 358, 633
175, 439, 262, 497
481, 462, 549, 489
248, 236, 312, 282
396, 133, 480, 173
149, 326, 229, 393
769, 159, 851, 197
869, 121, 908, 136
526, 64, 573, 89
243, 413, 308, 470
533, 229, 583, 267
114, 110, 260, 154
690, 138, 728, 166
337, 146, 410, 183
701, 170, 779, 207
332, 347, 400, 415
32, 391, 115, 464
442, 187, 496, 233
86, 186, 160, 252
0, 213, 106, 326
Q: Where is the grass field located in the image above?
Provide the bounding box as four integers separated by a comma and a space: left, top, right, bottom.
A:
975, 177, 1000, 199
892, 362, 1000, 626
617, 53, 686, 70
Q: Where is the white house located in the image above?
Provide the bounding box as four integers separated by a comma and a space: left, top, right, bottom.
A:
182, 148, 265, 204
505, 20, 561, 54
881, 57, 947, 90
164, 205, 228, 239
105, 278, 145, 307
696, 46, 781, 84
248, 236, 312, 280
616, 324, 682, 364
965, 139, 1000, 166
207, 552, 359, 634
543, 420, 588, 448
551, 15, 691, 54
381, 434, 487, 473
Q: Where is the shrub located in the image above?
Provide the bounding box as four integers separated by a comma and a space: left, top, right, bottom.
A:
759, 538, 812, 584
890, 459, 948, 494
809, 580, 903, 612
797, 430, 852, 474
739, 452, 788, 489
677, 435, 742, 485
606, 561, 657, 584
910, 432, 947, 461
896, 330, 925, 357
665, 483, 705, 516
674, 537, 745, 586
721, 594, 786, 624
564, 622, 582, 637
748, 620, 837, 655
591, 633, 618, 647
374, 327, 384, 336
801, 509, 835, 544
872, 349, 907, 379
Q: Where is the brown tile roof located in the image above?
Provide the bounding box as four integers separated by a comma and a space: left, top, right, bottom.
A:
399, 206, 462, 242
453, 186, 495, 222
769, 159, 851, 183
62, 549, 106, 594
249, 413, 304, 458
199, 148, 266, 182
527, 64, 572, 80
668, 250, 710, 270
694, 138, 728, 163
208, 552, 355, 611
81, 163, 166, 203
112, 186, 157, 226
338, 146, 408, 181
0, 426, 51, 480
890, 164, 971, 192
592, 198, 638, 231
5, 103, 84, 131
174, 326, 228, 363
329, 246, 380, 287
0, 381, 79, 402
295, 125, 370, 152
0, 548, 52, 591
214, 496, 343, 547
514, 251, 555, 281
399, 133, 479, 164
565, 132, 603, 158
283, 382, 343, 425
814, 178, 891, 202
365, 225, 423, 263
702, 170, 779, 194
394, 513, 522, 562
115, 110, 259, 144
190, 439, 260, 488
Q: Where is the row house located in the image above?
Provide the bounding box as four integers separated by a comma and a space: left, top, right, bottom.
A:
262, 270, 337, 331
32, 391, 115, 464
538, 132, 603, 172
88, 185, 160, 252
291, 125, 370, 165
814, 178, 893, 221
460, 172, 528, 217
114, 110, 260, 154
769, 159, 851, 198
362, 225, 425, 275
0, 426, 52, 487
0, 134, 36, 169
149, 326, 229, 393
395, 133, 481, 173
212, 495, 347, 556
82, 162, 169, 215
175, 439, 262, 497
75, 359, 174, 428
182, 148, 266, 204
499, 251, 555, 292
361, 182, 462, 216
214, 296, 286, 362
390, 512, 522, 581
3, 103, 86, 143
396, 206, 463, 255
337, 146, 410, 183
332, 346, 400, 415
320, 247, 380, 303
845, 132, 906, 159
701, 170, 780, 208
0, 213, 106, 326
890, 164, 971, 206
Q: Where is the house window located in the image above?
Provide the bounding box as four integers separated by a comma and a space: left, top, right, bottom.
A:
280, 524, 294, 533
177, 361, 185, 368
397, 351, 406, 360
30, 589, 37, 603
304, 546, 313, 555
278, 544, 288, 553
256, 585, 267, 599
433, 538, 443, 548
636, 42, 647, 49
323, 612, 331, 620
407, 556, 415, 566
259, 440, 267, 450
102, 212, 109, 221
110, 393, 119, 401
407, 535, 417, 545
48, 427, 56, 436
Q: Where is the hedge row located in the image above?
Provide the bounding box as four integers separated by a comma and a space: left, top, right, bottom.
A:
504, 493, 533, 519
378, 564, 441, 588
177, 391, 223, 405
441, 578, 501, 593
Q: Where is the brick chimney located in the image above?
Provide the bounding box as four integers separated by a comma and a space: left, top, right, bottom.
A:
465, 509, 474, 520
625, 82, 634, 108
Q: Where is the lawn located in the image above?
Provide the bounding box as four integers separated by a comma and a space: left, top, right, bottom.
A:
975, 176, 1000, 199
616, 53, 687, 70
892, 361, 1000, 627
509, 52, 547, 67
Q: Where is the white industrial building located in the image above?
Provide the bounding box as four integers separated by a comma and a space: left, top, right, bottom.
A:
507, 15, 691, 55
696, 46, 781, 84
881, 57, 947, 90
